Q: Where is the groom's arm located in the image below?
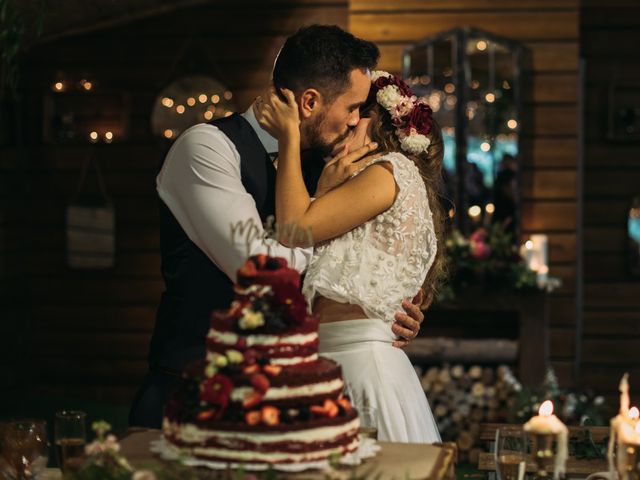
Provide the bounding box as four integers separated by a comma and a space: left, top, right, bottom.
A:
157, 124, 312, 281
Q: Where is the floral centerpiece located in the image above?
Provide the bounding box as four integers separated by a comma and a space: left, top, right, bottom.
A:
437, 223, 541, 302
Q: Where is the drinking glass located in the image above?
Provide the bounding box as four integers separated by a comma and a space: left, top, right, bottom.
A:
0, 419, 49, 480
54, 410, 86, 472
495, 426, 527, 480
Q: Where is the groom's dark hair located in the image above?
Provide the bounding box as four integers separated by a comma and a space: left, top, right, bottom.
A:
273, 25, 379, 102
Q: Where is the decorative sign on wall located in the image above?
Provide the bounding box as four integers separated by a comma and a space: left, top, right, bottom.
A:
150, 75, 237, 141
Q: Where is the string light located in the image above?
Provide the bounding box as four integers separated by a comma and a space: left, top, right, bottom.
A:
224, 91, 233, 100
485, 92, 495, 103
211, 94, 220, 104
419, 75, 430, 85
164, 129, 173, 139
224, 111, 233, 117
503, 80, 511, 90
468, 205, 482, 217
53, 82, 64, 92
485, 203, 495, 214
80, 79, 93, 91
476, 40, 487, 51
448, 208, 455, 218
161, 97, 174, 108
198, 94, 208, 103
187, 97, 196, 107
176, 105, 185, 114
507, 119, 518, 129
203, 110, 214, 120
443, 67, 453, 77
89, 131, 99, 143
104, 131, 114, 143
480, 142, 491, 152
444, 83, 455, 94
470, 80, 480, 90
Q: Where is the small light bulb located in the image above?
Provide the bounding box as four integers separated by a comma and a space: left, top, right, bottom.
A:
198, 94, 208, 103
211, 94, 220, 104
54, 82, 64, 91
485, 203, 495, 214
89, 131, 99, 142
104, 131, 113, 143
507, 119, 518, 129
485, 92, 495, 103
476, 40, 487, 51
480, 142, 491, 152
468, 205, 482, 217
164, 129, 173, 139
187, 97, 196, 107
444, 83, 455, 94
204, 110, 213, 120
224, 91, 233, 100
176, 105, 185, 114
162, 97, 174, 108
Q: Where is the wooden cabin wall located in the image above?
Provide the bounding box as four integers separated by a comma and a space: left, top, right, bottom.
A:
7, 1, 347, 403
580, 0, 640, 396
349, 0, 581, 386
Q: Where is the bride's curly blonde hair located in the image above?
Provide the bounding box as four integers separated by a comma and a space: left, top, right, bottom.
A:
361, 97, 447, 309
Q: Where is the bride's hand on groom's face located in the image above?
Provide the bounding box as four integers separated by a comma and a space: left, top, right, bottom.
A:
392, 289, 425, 348
255, 86, 300, 141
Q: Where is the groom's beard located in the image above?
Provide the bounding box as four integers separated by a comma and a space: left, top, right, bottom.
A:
303, 114, 351, 158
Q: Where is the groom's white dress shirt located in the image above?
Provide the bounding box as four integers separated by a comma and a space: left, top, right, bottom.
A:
156, 106, 312, 282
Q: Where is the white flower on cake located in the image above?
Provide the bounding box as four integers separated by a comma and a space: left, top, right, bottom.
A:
239, 307, 265, 330
204, 362, 218, 378
211, 353, 228, 368
226, 349, 244, 364
376, 85, 404, 111
399, 130, 431, 155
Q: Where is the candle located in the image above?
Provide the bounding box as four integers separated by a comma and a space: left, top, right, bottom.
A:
608, 373, 640, 476
524, 400, 568, 479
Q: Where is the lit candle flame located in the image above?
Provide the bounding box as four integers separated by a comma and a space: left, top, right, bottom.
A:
539, 400, 554, 417
630, 407, 639, 420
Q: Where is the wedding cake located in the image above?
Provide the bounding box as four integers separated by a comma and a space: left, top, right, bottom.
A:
162, 254, 360, 465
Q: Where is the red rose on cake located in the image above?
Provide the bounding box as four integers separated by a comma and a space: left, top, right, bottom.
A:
199, 373, 233, 419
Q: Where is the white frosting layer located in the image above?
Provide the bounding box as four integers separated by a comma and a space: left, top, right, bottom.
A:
166, 417, 359, 446
205, 352, 318, 365
230, 377, 344, 402
189, 437, 359, 463
208, 329, 318, 347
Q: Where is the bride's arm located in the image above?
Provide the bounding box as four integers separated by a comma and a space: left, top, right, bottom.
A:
258, 88, 396, 247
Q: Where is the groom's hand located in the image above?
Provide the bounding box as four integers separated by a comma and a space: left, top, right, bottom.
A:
392, 289, 425, 348
315, 118, 374, 198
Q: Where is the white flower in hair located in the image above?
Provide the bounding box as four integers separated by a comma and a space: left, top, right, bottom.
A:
399, 130, 431, 155
394, 97, 416, 118
376, 85, 403, 111
370, 70, 392, 82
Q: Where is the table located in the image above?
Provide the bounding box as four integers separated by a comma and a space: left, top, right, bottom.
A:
118, 429, 456, 480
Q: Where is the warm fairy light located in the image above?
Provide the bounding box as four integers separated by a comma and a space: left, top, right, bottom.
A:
503, 80, 511, 90
203, 110, 214, 120
54, 82, 64, 91
224, 111, 233, 117
420, 75, 430, 85
80, 80, 93, 91
198, 94, 208, 103
476, 40, 487, 51
187, 97, 196, 107
161, 97, 174, 108
480, 142, 491, 152
525, 240, 533, 250
507, 119, 518, 129
444, 83, 455, 94
468, 205, 481, 217
104, 131, 113, 143
89, 131, 99, 142
176, 105, 185, 114
211, 94, 220, 104
470, 80, 480, 90
164, 129, 173, 139
448, 208, 455, 218
485, 92, 496, 103
485, 203, 495, 214
539, 400, 554, 417
224, 91, 233, 100
445, 96, 457, 107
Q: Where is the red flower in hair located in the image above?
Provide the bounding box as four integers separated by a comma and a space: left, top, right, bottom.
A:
404, 101, 433, 136
373, 75, 413, 98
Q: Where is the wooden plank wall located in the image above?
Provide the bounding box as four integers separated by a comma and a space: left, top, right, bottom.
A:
580, 1, 640, 396
9, 1, 347, 403
349, 0, 581, 386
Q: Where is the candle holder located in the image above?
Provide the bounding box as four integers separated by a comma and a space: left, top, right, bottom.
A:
615, 441, 640, 480
529, 432, 556, 479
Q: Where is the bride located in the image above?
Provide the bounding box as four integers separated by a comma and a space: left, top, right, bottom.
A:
257, 70, 445, 443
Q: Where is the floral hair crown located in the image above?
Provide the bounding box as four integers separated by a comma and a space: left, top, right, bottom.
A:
369, 70, 434, 155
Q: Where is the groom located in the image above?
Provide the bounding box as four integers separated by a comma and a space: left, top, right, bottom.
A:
129, 25, 426, 428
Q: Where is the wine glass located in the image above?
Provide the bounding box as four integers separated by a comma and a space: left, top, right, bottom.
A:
54, 410, 86, 472
495, 426, 527, 480
0, 419, 49, 480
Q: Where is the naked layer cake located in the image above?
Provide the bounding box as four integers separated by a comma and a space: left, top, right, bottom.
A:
162, 255, 360, 465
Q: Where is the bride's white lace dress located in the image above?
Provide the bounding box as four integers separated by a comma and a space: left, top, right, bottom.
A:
302, 151, 441, 443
